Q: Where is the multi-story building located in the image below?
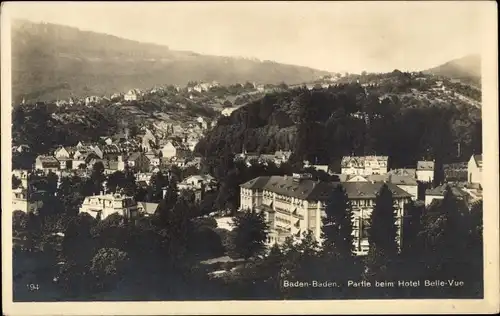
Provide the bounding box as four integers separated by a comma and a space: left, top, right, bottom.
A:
12, 188, 44, 214
240, 173, 412, 255
340, 156, 389, 176
416, 161, 434, 183
79, 192, 138, 220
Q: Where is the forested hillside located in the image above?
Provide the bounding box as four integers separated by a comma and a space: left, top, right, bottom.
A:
425, 54, 481, 87
196, 79, 482, 171
12, 19, 329, 102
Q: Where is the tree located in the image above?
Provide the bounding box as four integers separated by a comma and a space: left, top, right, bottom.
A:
122, 165, 137, 196
418, 187, 470, 282
156, 196, 194, 264
12, 175, 22, 189
91, 162, 106, 194
46, 171, 59, 196
223, 100, 233, 108
231, 209, 269, 260
321, 184, 354, 258
365, 184, 399, 280
400, 201, 423, 257
12, 210, 28, 239
149, 171, 168, 202
89, 248, 129, 291
57, 176, 86, 216
107, 171, 125, 193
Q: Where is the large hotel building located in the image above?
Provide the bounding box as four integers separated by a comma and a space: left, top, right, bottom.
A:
240, 173, 412, 255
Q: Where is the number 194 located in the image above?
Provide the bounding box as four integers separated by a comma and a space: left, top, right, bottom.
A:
27, 284, 39, 291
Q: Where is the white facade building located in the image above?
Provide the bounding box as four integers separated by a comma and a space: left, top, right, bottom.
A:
240, 173, 411, 255
340, 156, 389, 176
79, 193, 138, 220
416, 161, 434, 183
467, 154, 482, 187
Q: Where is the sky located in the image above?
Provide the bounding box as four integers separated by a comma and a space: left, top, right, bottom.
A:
4, 1, 486, 73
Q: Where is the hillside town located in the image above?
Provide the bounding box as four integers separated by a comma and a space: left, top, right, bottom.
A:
11, 69, 484, 301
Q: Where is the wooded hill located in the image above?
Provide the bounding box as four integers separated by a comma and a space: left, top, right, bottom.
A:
12, 19, 330, 102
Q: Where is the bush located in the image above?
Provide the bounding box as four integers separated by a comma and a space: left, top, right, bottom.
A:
89, 248, 129, 291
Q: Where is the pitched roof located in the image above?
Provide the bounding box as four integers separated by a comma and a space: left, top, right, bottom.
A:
137, 202, 159, 215
417, 161, 434, 171
341, 156, 388, 168
342, 181, 412, 199
426, 185, 468, 198
366, 174, 417, 186
388, 168, 417, 178
240, 176, 411, 200
473, 154, 483, 168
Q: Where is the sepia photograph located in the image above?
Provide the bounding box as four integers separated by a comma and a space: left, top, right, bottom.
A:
1, 1, 498, 315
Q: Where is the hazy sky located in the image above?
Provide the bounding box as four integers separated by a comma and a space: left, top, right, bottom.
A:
5, 1, 486, 73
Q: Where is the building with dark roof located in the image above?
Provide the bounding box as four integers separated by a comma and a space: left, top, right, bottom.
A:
239, 173, 412, 255
444, 162, 468, 182
425, 184, 470, 207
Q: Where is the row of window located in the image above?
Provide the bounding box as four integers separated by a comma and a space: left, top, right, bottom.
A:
275, 216, 291, 225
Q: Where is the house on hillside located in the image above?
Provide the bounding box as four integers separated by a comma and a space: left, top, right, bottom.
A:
124, 89, 141, 101
196, 117, 208, 130
468, 154, 482, 187
101, 156, 127, 175
35, 156, 59, 173
274, 150, 292, 166
54, 146, 73, 160
416, 161, 434, 183
160, 140, 190, 159
85, 96, 101, 106
137, 202, 159, 217
341, 156, 389, 176
12, 144, 31, 153
12, 188, 44, 214
79, 192, 138, 220
72, 152, 100, 170
141, 128, 158, 152
145, 152, 161, 168
127, 152, 151, 172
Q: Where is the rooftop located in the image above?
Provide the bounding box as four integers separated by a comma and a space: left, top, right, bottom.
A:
241, 176, 411, 201
417, 161, 434, 170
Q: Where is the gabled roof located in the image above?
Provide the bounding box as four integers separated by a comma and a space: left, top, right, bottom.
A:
473, 154, 483, 168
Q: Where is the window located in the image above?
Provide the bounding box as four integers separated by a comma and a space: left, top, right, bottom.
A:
359, 218, 371, 239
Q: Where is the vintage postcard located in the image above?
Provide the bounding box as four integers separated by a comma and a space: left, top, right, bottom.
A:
2, 1, 499, 315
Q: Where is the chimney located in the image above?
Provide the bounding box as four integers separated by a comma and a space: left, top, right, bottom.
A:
284, 175, 288, 180
118, 155, 123, 162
